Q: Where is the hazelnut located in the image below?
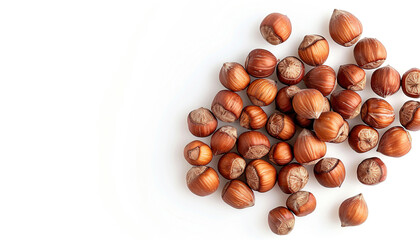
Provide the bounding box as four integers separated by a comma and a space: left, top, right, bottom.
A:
286, 191, 316, 217
186, 166, 219, 196
266, 112, 296, 140
339, 193, 368, 227
187, 107, 218, 137
276, 56, 305, 85
292, 89, 325, 119
330, 90, 362, 119
303, 65, 336, 96
211, 90, 243, 123
246, 78, 277, 106
293, 114, 314, 129
237, 131, 270, 159
183, 140, 213, 166
371, 65, 401, 98
298, 34, 329, 66
268, 206, 295, 235
210, 126, 237, 155
245, 49, 277, 78
260, 13, 292, 45
313, 111, 349, 143
329, 9, 363, 47
401, 68, 420, 98
399, 100, 420, 131
219, 62, 250, 91
268, 142, 293, 166
245, 159, 277, 192
353, 38, 387, 69
275, 85, 301, 113
294, 129, 327, 165
218, 153, 246, 180
217, 153, 246, 180
348, 124, 379, 153
314, 158, 346, 188
377, 126, 412, 157
361, 98, 395, 129
357, 157, 387, 185
239, 105, 268, 130
278, 163, 309, 194
337, 64, 366, 91
222, 180, 255, 209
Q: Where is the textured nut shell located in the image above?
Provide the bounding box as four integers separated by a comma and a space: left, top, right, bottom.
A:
294, 129, 326, 164
246, 159, 277, 192
399, 100, 420, 131
260, 13, 292, 45
186, 166, 220, 196
330, 90, 362, 119
339, 194, 368, 227
348, 124, 379, 153
292, 89, 325, 119
329, 9, 363, 47
245, 49, 277, 78
266, 112, 296, 140
337, 64, 366, 91
377, 126, 412, 157
268, 207, 295, 235
298, 35, 329, 66
184, 140, 213, 166
357, 157, 387, 185
314, 158, 346, 188
276, 56, 304, 85
239, 105, 268, 130
211, 90, 243, 122
210, 126, 237, 155
314, 111, 347, 142
222, 180, 255, 209
303, 65, 336, 96
268, 142, 293, 165
275, 85, 301, 113
402, 68, 420, 98
247, 78, 277, 106
353, 38, 387, 69
361, 98, 395, 129
219, 62, 250, 91
237, 131, 270, 159
218, 152, 246, 180
278, 163, 309, 194
371, 65, 401, 98
187, 107, 218, 137
286, 191, 317, 217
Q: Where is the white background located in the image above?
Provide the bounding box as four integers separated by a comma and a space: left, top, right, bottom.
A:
0, 0, 418, 239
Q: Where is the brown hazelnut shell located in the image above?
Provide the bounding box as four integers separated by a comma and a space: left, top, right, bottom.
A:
303, 65, 336, 96
211, 90, 243, 123
329, 9, 363, 47
298, 35, 329, 66
371, 65, 401, 98
401, 68, 420, 98
239, 105, 268, 130
278, 163, 309, 194
260, 13, 292, 45
337, 64, 366, 91
330, 90, 362, 119
245, 159, 277, 192
268, 142, 293, 166
357, 157, 387, 185
314, 158, 346, 188
353, 38, 387, 69
294, 129, 327, 165
361, 98, 395, 129
292, 89, 325, 119
286, 191, 316, 217
247, 78, 277, 106
186, 166, 219, 196
187, 107, 218, 137
222, 180, 255, 209
219, 62, 250, 91
245, 49, 277, 78
276, 56, 304, 85
266, 112, 296, 140
275, 85, 301, 113
268, 206, 295, 235
348, 124, 379, 153
184, 140, 213, 166
399, 100, 420, 131
237, 131, 270, 159
218, 152, 246, 180
377, 126, 412, 157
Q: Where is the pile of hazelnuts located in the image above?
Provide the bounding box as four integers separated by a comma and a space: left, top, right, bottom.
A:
184, 9, 419, 235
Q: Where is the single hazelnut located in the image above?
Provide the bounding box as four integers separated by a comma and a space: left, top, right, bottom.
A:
246, 159, 277, 192
246, 78, 277, 106
218, 153, 246, 180
401, 68, 420, 98
294, 129, 327, 165
219, 62, 250, 91
260, 13, 292, 45
399, 100, 420, 131
330, 90, 362, 119
313, 111, 349, 143
339, 193, 368, 227
278, 163, 309, 194
292, 89, 325, 119
298, 34, 329, 66
337, 64, 366, 91
239, 105, 268, 130
275, 85, 301, 113
357, 157, 387, 185
286, 191, 316, 217
303, 65, 336, 96
187, 107, 218, 137
266, 112, 296, 140
210, 126, 237, 155
293, 114, 314, 129
245, 49, 277, 78
222, 180, 255, 209
268, 142, 293, 166
276, 56, 305, 85
314, 158, 346, 188
361, 98, 395, 129
237, 131, 270, 159
186, 166, 219, 196
348, 124, 379, 153
184, 140, 213, 166
211, 90, 243, 123
268, 206, 295, 235
377, 126, 412, 157
329, 9, 363, 47
371, 65, 401, 98
354, 38, 387, 69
